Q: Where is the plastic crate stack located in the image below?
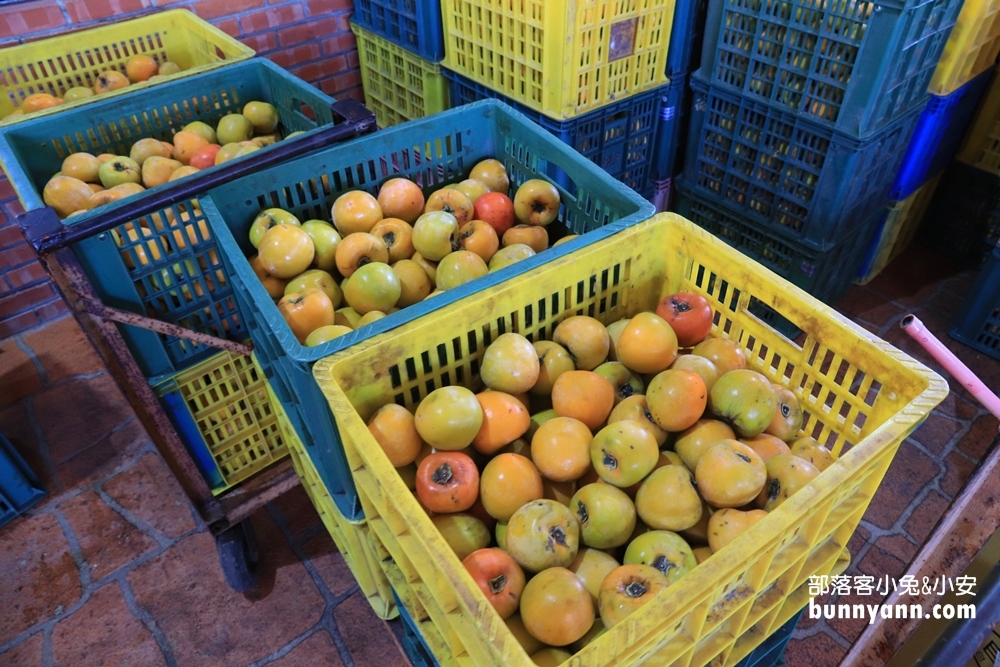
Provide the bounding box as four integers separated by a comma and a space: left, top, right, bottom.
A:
858, 0, 1000, 283
649, 0, 710, 211
675, 0, 966, 335
918, 61, 1000, 266
0, 12, 349, 498
439, 0, 678, 199
349, 0, 448, 128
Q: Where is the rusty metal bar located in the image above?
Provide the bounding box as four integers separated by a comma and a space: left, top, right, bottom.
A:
844, 434, 1000, 664
78, 299, 253, 357
214, 458, 299, 530
41, 248, 221, 522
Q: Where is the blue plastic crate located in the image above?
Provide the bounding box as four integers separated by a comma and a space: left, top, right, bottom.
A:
890, 69, 994, 200
352, 0, 444, 62
392, 589, 437, 667
738, 609, 804, 667
444, 69, 660, 196
0, 432, 44, 528
698, 0, 962, 136
919, 161, 1000, 265
683, 74, 922, 250
666, 0, 709, 78
674, 181, 881, 338
950, 244, 1000, 361
651, 75, 689, 181
202, 100, 654, 521
0, 59, 339, 379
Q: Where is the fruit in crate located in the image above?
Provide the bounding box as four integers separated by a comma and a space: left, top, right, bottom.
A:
247, 161, 573, 343
41, 100, 292, 219
361, 298, 844, 654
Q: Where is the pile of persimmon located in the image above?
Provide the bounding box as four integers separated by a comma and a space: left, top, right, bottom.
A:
249, 159, 575, 346
367, 291, 838, 660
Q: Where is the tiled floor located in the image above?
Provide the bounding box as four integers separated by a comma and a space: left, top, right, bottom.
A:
0, 241, 997, 667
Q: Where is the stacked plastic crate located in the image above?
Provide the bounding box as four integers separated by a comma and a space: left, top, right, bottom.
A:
919, 61, 1000, 266
675, 0, 965, 335
349, 0, 449, 127
649, 0, 709, 211
858, 0, 1000, 283
945, 56, 1000, 362
438, 0, 678, 199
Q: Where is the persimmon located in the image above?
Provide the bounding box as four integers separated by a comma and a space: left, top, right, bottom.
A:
655, 292, 713, 347
479, 453, 543, 522
616, 311, 679, 374
506, 499, 579, 572
598, 564, 669, 627
551, 370, 614, 431
646, 368, 708, 432
552, 316, 610, 371
472, 391, 530, 455
520, 567, 594, 646
415, 451, 479, 513
568, 548, 620, 610
741, 433, 790, 463
674, 419, 736, 471
695, 440, 767, 508
463, 548, 526, 619
530, 416, 592, 482
691, 337, 746, 375
367, 403, 422, 466
789, 436, 836, 471
590, 420, 659, 488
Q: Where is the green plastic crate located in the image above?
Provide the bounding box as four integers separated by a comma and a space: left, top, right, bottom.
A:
352, 21, 448, 128
0, 59, 338, 380
200, 99, 655, 520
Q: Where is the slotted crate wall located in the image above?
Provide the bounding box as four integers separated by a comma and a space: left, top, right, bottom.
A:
440, 0, 675, 119
683, 76, 921, 249
698, 0, 963, 136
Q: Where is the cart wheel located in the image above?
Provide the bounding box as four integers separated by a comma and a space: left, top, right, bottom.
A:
215, 519, 259, 592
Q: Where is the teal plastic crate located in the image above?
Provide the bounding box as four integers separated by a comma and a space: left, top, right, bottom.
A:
0, 432, 44, 528
0, 59, 338, 379
201, 99, 655, 520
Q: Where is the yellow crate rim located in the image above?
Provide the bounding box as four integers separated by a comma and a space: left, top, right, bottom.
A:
0, 9, 254, 126
314, 213, 947, 665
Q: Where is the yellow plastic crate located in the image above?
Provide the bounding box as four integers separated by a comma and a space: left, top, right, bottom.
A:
0, 9, 253, 125
153, 351, 288, 495
441, 0, 674, 120
929, 0, 1000, 95
278, 391, 396, 620
351, 22, 449, 129
958, 66, 1000, 175
857, 174, 944, 285
312, 213, 947, 666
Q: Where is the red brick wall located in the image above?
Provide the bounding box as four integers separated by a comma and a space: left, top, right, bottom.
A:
0, 0, 361, 338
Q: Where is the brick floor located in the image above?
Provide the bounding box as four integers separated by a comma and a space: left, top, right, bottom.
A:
0, 313, 408, 667
0, 235, 998, 667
